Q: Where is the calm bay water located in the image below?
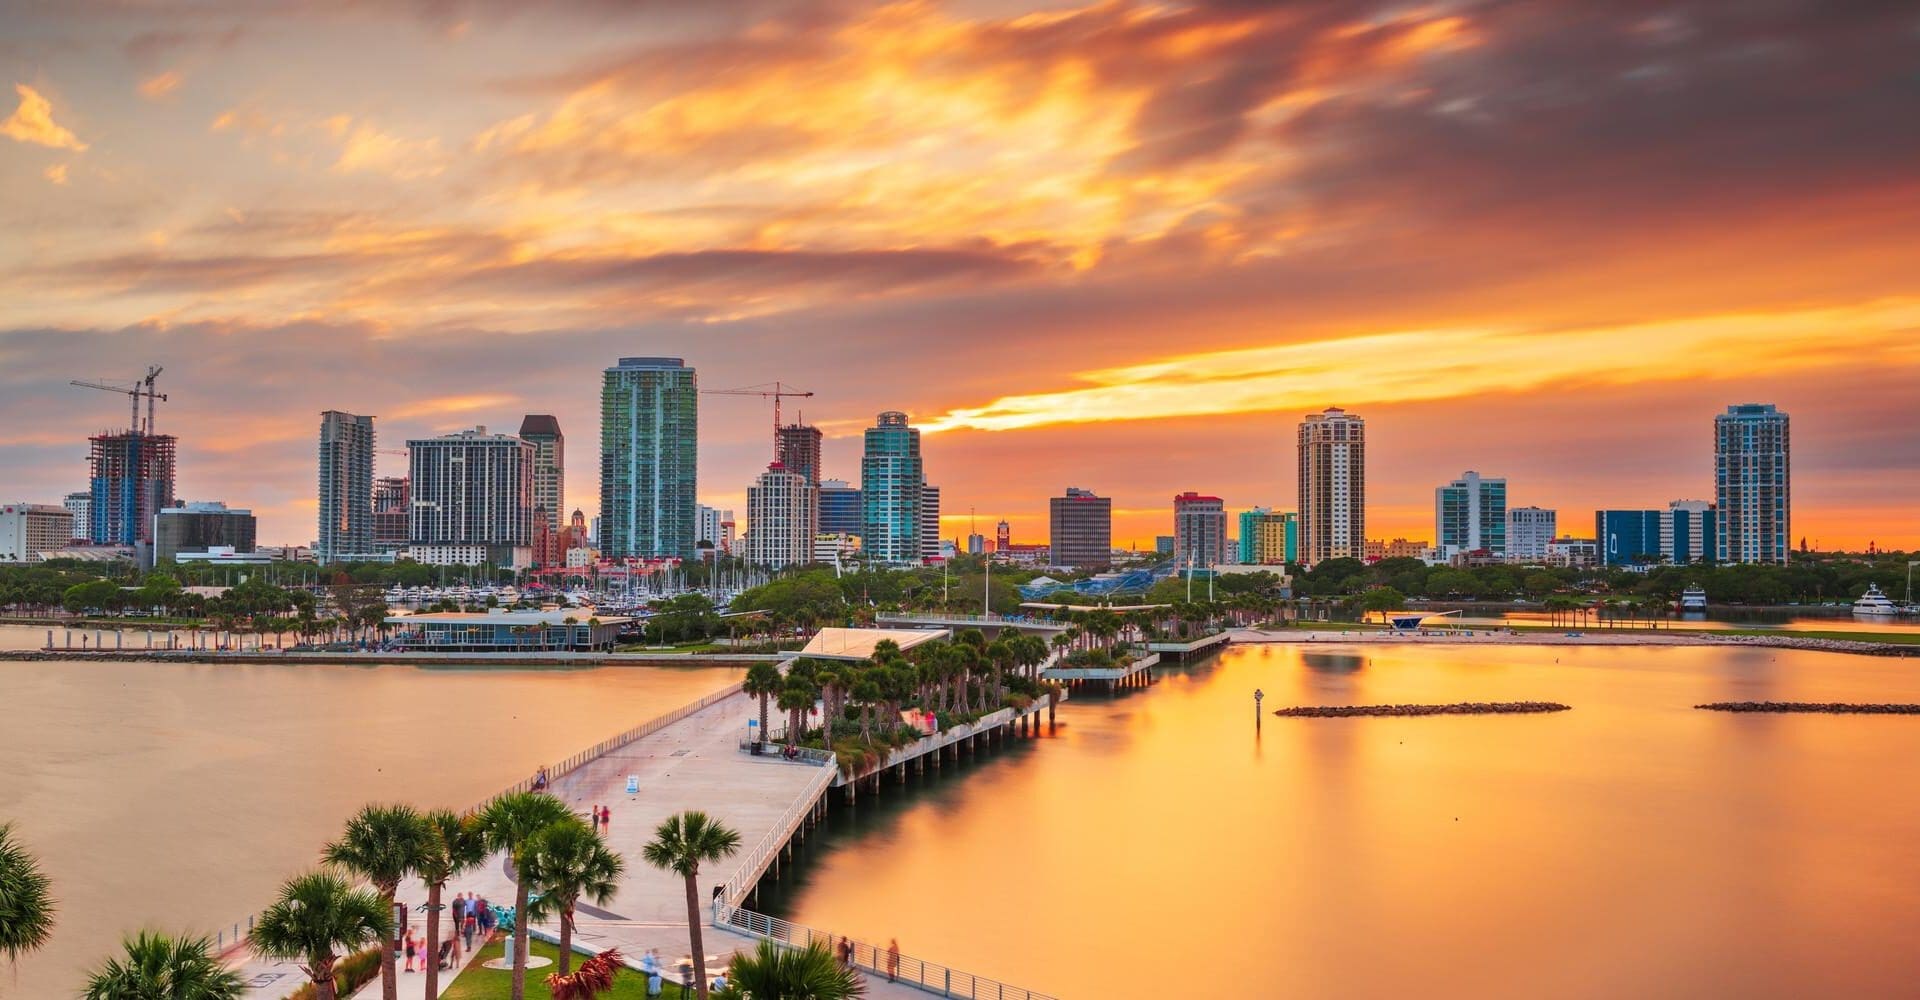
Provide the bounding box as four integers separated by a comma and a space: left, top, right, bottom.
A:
0, 635, 740, 998
766, 643, 1920, 998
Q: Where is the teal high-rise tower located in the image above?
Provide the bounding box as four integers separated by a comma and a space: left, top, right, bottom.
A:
600, 357, 698, 559
860, 411, 924, 564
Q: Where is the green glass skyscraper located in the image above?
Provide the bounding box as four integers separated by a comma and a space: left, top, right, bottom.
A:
860, 411, 924, 564
600, 357, 698, 559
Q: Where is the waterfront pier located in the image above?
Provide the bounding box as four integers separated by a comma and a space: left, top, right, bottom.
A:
1043, 651, 1160, 693
229, 681, 1056, 1000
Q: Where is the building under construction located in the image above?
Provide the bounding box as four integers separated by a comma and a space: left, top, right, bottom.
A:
88, 431, 176, 545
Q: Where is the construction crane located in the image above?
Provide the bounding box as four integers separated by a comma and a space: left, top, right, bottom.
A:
70, 365, 167, 434
701, 382, 815, 440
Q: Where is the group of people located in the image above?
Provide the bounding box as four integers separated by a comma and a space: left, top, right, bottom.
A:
828, 936, 903, 982
637, 948, 668, 997
587, 803, 613, 833
398, 890, 496, 973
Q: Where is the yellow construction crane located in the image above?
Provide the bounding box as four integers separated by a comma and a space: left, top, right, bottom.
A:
70, 365, 167, 434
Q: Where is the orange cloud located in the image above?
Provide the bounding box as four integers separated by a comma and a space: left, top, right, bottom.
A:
137, 71, 183, 100
43, 163, 69, 185
2, 84, 87, 151
923, 299, 1920, 433
333, 121, 448, 179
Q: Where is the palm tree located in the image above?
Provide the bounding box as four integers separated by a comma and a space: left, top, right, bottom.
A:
83, 931, 245, 1000
715, 939, 865, 1000
742, 662, 783, 746
0, 822, 55, 968
641, 811, 742, 1000
777, 680, 815, 749
251, 872, 393, 1000
478, 791, 574, 1000
417, 809, 488, 999
521, 819, 624, 975
322, 804, 428, 1000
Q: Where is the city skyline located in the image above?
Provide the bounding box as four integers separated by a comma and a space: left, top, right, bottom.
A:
3, 2, 1918, 550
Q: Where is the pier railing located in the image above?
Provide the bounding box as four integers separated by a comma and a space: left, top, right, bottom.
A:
715, 903, 1056, 1000
717, 756, 838, 906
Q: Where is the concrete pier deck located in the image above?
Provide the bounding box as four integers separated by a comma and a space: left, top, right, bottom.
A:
231, 682, 1053, 999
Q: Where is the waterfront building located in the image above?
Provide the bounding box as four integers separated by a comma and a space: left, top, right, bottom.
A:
601, 357, 699, 560
88, 430, 176, 547
62, 491, 90, 541
1436, 470, 1507, 559
372, 476, 409, 551
776, 423, 824, 486
1172, 492, 1228, 569
518, 415, 565, 535
155, 502, 256, 565
818, 479, 862, 538
1049, 487, 1113, 570
1298, 407, 1365, 567
384, 609, 631, 652
921, 485, 942, 562
316, 410, 376, 564
996, 519, 1011, 554
0, 504, 76, 562
1664, 499, 1717, 565
745, 463, 815, 569
1237, 508, 1297, 565
1507, 506, 1557, 562
1715, 403, 1790, 564
1546, 537, 1600, 568
407, 426, 535, 569
1597, 502, 1721, 566
171, 545, 271, 565
860, 412, 924, 564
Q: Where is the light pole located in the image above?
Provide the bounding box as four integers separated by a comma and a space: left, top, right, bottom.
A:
1254, 688, 1264, 729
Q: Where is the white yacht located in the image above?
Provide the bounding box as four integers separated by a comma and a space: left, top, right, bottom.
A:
1679, 585, 1708, 612
1853, 584, 1899, 617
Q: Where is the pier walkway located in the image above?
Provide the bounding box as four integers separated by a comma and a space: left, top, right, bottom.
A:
231, 682, 1053, 1000
875, 612, 1070, 634
1043, 651, 1160, 692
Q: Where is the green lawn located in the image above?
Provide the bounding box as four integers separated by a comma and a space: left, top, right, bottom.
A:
442, 939, 688, 1000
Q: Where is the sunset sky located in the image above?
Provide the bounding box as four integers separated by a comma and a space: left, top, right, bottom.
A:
3, 0, 1917, 550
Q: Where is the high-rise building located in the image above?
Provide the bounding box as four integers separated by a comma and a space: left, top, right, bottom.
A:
155, 501, 257, 564
518, 415, 564, 534
1155, 535, 1175, 556
966, 533, 986, 555
1237, 509, 1297, 565
745, 462, 816, 569
920, 485, 942, 562
776, 424, 823, 486
995, 519, 1011, 554
697, 504, 737, 555
1298, 407, 1365, 567
407, 426, 536, 568
600, 357, 698, 560
372, 476, 410, 551
1049, 488, 1113, 569
1715, 403, 1790, 565
860, 412, 924, 564
62, 491, 90, 541
0, 504, 76, 562
1506, 506, 1557, 562
317, 410, 375, 563
1172, 492, 1228, 568
88, 431, 176, 547
818, 480, 862, 538
1436, 471, 1507, 558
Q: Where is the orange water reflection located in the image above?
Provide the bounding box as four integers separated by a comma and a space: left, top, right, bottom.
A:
772, 643, 1920, 998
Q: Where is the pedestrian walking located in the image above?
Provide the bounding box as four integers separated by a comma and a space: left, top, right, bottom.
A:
451, 893, 466, 932
887, 938, 900, 981
404, 931, 418, 972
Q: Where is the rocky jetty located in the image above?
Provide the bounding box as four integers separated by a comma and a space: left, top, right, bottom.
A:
1273, 701, 1570, 718
1695, 701, 1920, 715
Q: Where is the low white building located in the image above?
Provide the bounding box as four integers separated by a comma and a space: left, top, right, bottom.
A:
1545, 537, 1600, 568
0, 503, 76, 562
406, 543, 532, 570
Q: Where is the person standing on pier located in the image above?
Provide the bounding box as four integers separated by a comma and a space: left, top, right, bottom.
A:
887, 938, 900, 981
